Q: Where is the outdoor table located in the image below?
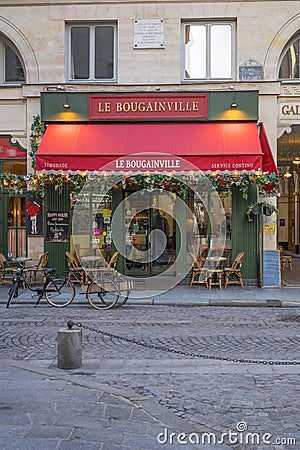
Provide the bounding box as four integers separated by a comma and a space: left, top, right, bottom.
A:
12, 257, 32, 267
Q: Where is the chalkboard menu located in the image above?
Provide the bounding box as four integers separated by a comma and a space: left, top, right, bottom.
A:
262, 250, 281, 288
46, 212, 69, 243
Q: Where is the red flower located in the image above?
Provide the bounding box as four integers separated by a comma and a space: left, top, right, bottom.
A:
163, 181, 169, 187
263, 183, 275, 193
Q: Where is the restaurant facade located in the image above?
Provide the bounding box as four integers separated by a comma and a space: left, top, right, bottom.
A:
2, 0, 300, 288
31, 90, 277, 286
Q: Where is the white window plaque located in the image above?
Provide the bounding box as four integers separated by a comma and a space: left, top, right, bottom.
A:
134, 19, 164, 49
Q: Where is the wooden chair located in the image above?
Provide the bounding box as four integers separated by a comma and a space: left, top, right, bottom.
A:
189, 253, 209, 288
74, 244, 81, 258
65, 251, 86, 284
0, 253, 16, 284
206, 267, 224, 290
85, 251, 119, 280
223, 251, 245, 288
278, 246, 293, 271
27, 252, 49, 285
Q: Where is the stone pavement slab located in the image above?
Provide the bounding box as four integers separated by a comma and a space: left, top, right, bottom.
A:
1, 305, 300, 449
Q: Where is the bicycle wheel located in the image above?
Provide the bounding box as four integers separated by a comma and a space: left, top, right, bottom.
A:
114, 277, 130, 308
45, 277, 75, 307
6, 282, 18, 309
86, 277, 119, 310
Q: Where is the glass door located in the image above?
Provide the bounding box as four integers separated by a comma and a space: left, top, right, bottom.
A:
7, 197, 26, 258
124, 190, 176, 276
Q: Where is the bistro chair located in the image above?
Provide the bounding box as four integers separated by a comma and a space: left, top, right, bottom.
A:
0, 253, 16, 284
278, 245, 293, 271
27, 252, 49, 285
84, 251, 119, 278
189, 252, 209, 288
74, 243, 81, 258
223, 252, 245, 288
206, 267, 224, 290
65, 251, 86, 284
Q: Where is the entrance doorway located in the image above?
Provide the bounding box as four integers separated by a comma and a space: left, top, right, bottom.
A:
0, 195, 27, 258
124, 191, 176, 276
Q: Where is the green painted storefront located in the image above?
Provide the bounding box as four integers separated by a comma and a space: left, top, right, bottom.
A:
38, 91, 260, 283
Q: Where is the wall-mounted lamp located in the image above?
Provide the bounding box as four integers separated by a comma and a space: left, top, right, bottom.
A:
63, 92, 70, 109
231, 102, 238, 109
284, 170, 292, 178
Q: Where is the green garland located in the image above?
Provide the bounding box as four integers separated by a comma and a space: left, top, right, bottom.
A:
0, 171, 280, 199
246, 202, 279, 222
29, 115, 43, 171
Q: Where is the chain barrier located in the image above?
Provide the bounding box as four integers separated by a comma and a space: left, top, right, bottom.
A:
67, 320, 300, 366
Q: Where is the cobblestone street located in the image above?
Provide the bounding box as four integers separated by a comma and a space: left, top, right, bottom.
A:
0, 303, 299, 449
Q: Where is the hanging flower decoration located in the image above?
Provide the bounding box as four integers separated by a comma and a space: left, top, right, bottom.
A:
246, 202, 279, 222
29, 115, 43, 171
0, 170, 280, 200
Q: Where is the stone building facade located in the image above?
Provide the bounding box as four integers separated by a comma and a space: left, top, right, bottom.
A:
0, 0, 299, 284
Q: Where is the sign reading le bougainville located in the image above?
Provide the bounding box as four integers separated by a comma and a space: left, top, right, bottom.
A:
88, 94, 208, 121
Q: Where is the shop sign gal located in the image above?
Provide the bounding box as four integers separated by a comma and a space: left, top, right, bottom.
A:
279, 102, 300, 120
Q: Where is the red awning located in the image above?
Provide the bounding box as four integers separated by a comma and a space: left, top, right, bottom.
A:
259, 123, 277, 173
36, 122, 276, 173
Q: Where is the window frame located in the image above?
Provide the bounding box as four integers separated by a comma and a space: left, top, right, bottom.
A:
0, 34, 26, 85
66, 22, 117, 83
278, 33, 300, 81
181, 20, 236, 82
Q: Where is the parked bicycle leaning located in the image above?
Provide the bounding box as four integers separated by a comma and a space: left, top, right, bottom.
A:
6, 266, 75, 309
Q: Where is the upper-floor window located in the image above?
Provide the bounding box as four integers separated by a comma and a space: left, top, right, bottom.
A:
67, 23, 117, 81
182, 21, 235, 81
278, 33, 300, 80
0, 34, 25, 84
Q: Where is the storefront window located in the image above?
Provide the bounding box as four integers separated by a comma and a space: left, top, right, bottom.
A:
193, 190, 232, 264
3, 160, 26, 175
71, 192, 113, 261
124, 190, 176, 276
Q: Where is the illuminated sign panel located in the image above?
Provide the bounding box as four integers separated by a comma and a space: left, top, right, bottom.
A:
89, 94, 208, 121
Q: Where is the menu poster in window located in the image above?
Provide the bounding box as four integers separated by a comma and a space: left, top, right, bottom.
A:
46, 212, 69, 243
26, 192, 43, 236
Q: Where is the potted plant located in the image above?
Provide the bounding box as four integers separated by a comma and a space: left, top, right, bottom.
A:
246, 202, 278, 222
246, 202, 260, 222
263, 203, 277, 216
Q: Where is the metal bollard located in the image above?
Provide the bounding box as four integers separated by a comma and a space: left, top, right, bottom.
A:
57, 320, 82, 370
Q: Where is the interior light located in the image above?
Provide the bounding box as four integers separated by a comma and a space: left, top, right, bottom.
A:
63, 103, 70, 109
284, 171, 292, 178
231, 102, 238, 109
292, 158, 300, 165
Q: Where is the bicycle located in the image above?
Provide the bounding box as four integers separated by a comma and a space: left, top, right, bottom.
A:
6, 267, 76, 309
6, 266, 130, 310
79, 270, 131, 310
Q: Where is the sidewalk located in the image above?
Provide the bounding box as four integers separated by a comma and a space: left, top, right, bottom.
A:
0, 281, 299, 309
1, 251, 299, 308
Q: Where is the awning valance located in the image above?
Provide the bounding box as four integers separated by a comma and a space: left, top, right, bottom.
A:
36, 122, 276, 174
